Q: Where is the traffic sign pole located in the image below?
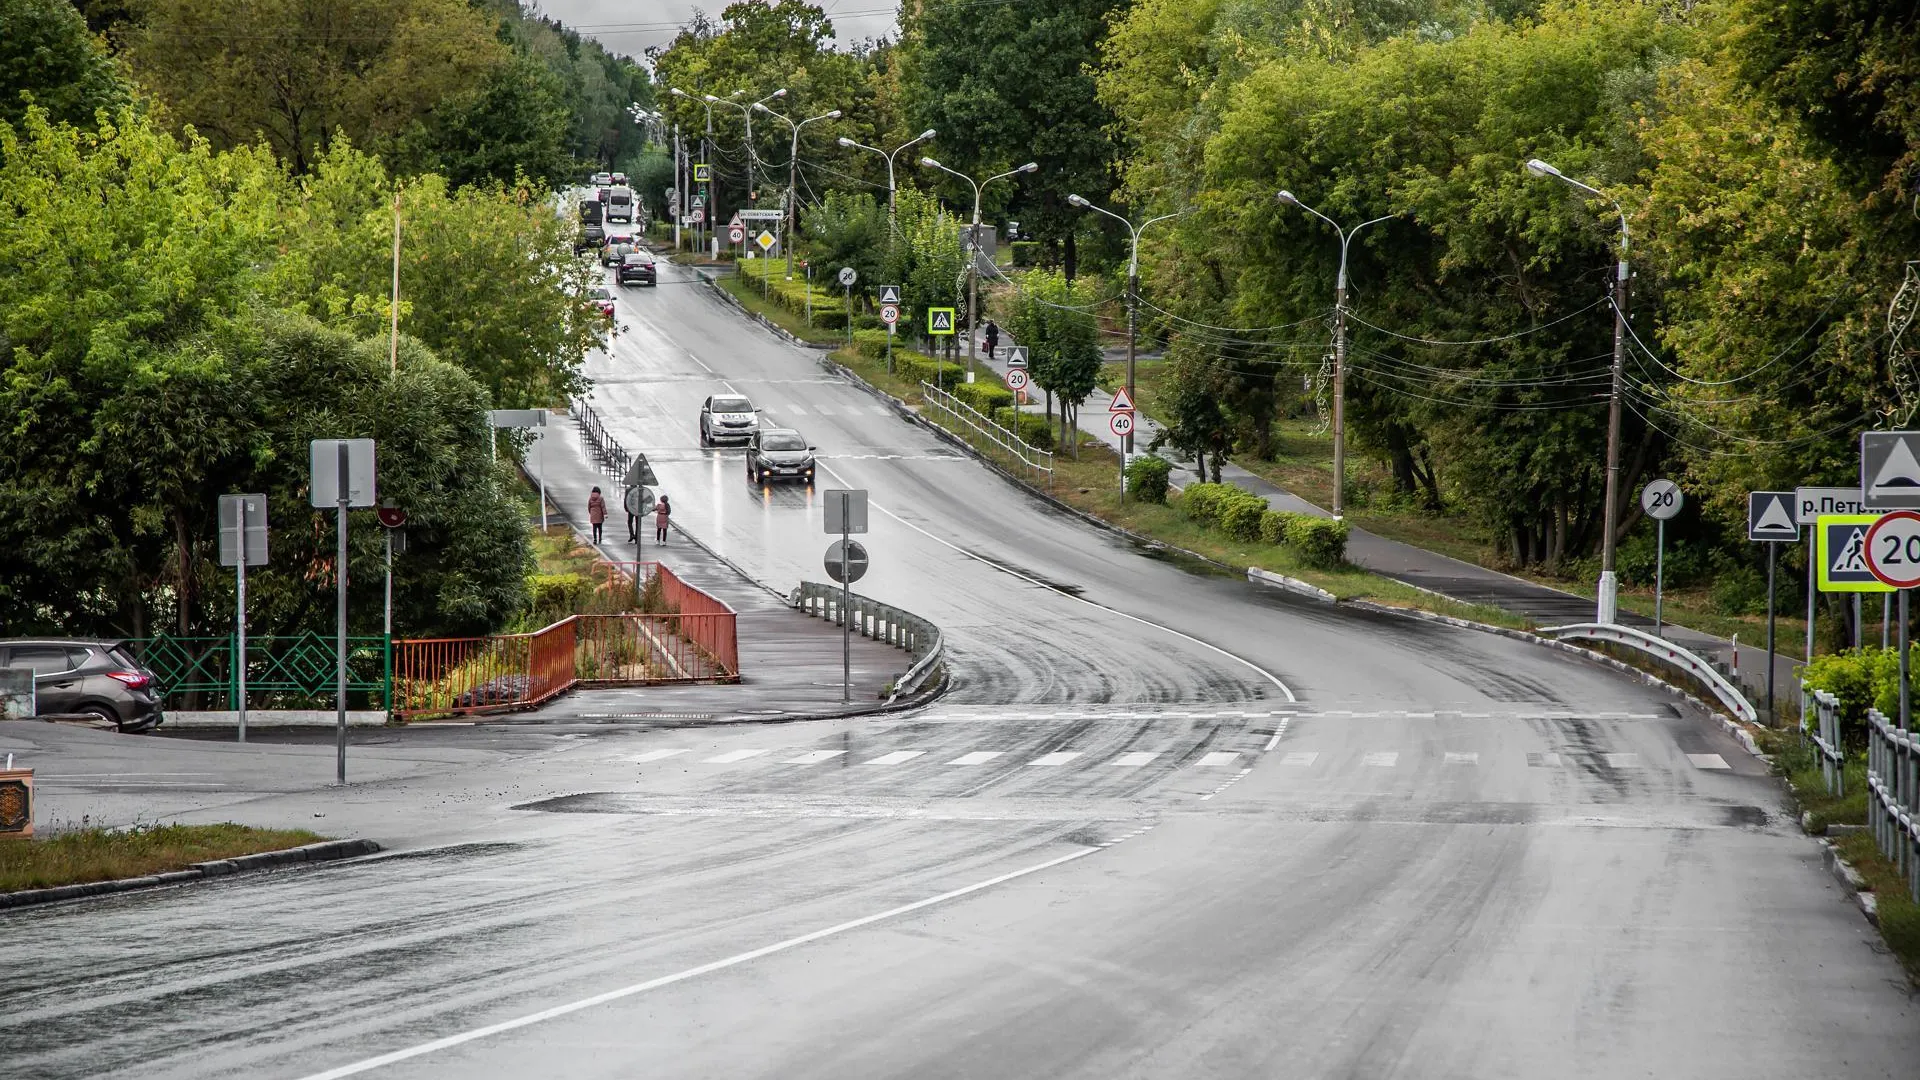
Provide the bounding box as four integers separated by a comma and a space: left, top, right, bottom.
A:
841, 520, 851, 703
1766, 540, 1777, 724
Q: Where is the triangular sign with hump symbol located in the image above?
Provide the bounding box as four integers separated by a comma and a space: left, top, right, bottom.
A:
1870, 437, 1920, 496
1748, 491, 1799, 541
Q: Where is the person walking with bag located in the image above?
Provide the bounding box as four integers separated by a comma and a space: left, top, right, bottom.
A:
654, 494, 671, 544
587, 486, 607, 544
983, 319, 1000, 360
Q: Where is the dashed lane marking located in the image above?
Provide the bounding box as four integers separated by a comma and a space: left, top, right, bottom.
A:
1527, 752, 1564, 768
1280, 751, 1319, 767
702, 749, 769, 764
1028, 752, 1082, 766
1110, 752, 1160, 768
863, 750, 927, 766
1444, 752, 1480, 766
1603, 753, 1642, 769
1362, 752, 1400, 768
946, 751, 1004, 766
1687, 753, 1731, 770
1197, 751, 1242, 768
781, 750, 846, 765
632, 749, 691, 763
1199, 768, 1254, 802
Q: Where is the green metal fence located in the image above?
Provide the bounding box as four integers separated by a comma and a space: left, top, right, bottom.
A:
124, 633, 392, 711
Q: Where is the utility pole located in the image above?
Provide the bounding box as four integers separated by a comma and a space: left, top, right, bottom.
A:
389, 187, 401, 374
754, 100, 841, 280
1067, 197, 1185, 475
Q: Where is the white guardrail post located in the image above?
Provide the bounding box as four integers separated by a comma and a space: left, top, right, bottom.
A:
790, 582, 943, 699
1866, 707, 1920, 903
919, 381, 1053, 487
1541, 622, 1756, 726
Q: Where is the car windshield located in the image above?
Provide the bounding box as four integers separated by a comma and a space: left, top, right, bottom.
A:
712, 398, 752, 413
762, 434, 806, 451
588, 287, 609, 300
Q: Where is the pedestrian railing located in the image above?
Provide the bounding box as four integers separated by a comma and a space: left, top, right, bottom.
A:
1866, 706, 1920, 903
125, 633, 391, 712
1805, 686, 1847, 796
572, 398, 631, 482
791, 581, 943, 699
919, 382, 1053, 488
1541, 622, 1756, 725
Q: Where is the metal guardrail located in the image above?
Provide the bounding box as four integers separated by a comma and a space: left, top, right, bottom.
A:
125, 633, 391, 711
1805, 686, 1847, 796
572, 399, 631, 482
1541, 622, 1757, 725
919, 382, 1053, 488
791, 581, 943, 700
1866, 706, 1920, 903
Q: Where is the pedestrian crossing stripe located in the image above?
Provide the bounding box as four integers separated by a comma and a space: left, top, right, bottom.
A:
634, 747, 1737, 771
1817, 514, 1894, 592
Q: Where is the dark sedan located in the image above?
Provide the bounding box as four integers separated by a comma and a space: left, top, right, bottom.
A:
747, 428, 816, 484
619, 251, 656, 286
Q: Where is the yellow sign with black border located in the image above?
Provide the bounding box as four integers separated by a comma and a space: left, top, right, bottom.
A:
1817, 513, 1894, 592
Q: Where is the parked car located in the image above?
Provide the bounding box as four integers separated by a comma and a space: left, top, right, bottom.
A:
618, 250, 657, 286
700, 394, 758, 445
592, 171, 612, 187
602, 241, 636, 268
0, 639, 164, 731
587, 285, 615, 318
610, 172, 628, 186
746, 428, 816, 484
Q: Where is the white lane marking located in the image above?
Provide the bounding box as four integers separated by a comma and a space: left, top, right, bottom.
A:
632, 749, 690, 763
702, 749, 769, 764
1280, 751, 1319, 766
1603, 753, 1641, 769
816, 462, 1296, 703
1443, 752, 1480, 766
1199, 767, 1254, 801
292, 844, 1107, 1080
1028, 752, 1082, 766
1362, 752, 1399, 767
1687, 753, 1731, 770
1527, 752, 1563, 768
1263, 715, 1294, 752
863, 750, 926, 765
1197, 751, 1241, 768
1110, 752, 1159, 768
781, 750, 846, 765
1406, 712, 1436, 719
786, 404, 808, 416
815, 405, 836, 416
946, 751, 1003, 765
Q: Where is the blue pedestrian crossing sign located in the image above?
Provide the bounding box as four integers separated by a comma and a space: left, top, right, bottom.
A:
928, 307, 956, 336
1817, 514, 1893, 592
1746, 490, 1799, 542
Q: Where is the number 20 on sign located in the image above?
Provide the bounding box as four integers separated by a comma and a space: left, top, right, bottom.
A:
1865, 510, 1920, 589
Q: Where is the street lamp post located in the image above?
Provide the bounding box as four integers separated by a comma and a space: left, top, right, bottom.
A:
838, 130, 937, 216
1527, 157, 1630, 625
1066, 195, 1186, 487
670, 88, 718, 254
920, 158, 1038, 381
1275, 191, 1397, 522
754, 101, 842, 278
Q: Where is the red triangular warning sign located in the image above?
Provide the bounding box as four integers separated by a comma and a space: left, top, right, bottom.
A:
1109, 387, 1136, 412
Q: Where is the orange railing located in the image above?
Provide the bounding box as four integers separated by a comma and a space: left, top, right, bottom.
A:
394, 562, 739, 718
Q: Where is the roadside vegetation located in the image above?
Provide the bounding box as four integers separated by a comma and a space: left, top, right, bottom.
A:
0, 823, 325, 893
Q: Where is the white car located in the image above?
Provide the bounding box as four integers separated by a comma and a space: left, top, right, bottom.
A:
700, 394, 758, 446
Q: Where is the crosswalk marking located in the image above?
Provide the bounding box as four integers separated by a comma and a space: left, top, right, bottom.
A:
1110, 752, 1159, 768
1687, 753, 1731, 770
1443, 752, 1479, 766
782, 750, 846, 765
1603, 753, 1641, 769
1197, 751, 1241, 768
703, 749, 768, 764
1362, 752, 1399, 767
815, 405, 836, 416
1527, 752, 1563, 768
946, 751, 1003, 765
1280, 751, 1319, 766
1028, 752, 1081, 766
863, 750, 926, 766
785, 404, 807, 416
633, 749, 690, 763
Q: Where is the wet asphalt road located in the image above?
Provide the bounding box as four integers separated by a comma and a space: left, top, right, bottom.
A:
2, 259, 1914, 1078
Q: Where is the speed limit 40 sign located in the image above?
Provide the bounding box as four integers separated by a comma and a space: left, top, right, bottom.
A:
1109, 412, 1135, 438
1865, 510, 1920, 588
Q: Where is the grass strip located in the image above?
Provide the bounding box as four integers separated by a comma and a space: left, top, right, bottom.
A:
0, 823, 326, 893
1833, 831, 1920, 981
715, 270, 847, 345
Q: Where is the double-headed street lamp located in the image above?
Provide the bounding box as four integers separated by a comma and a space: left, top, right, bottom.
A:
1527, 157, 1631, 625
920, 158, 1038, 377
1066, 194, 1186, 471
1275, 191, 1397, 522
753, 100, 841, 277
837, 129, 937, 215
669, 88, 717, 251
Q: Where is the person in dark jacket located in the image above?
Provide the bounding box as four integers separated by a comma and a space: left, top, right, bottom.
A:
587, 487, 606, 544
983, 319, 999, 359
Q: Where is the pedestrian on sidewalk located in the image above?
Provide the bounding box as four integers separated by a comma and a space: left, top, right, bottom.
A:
587, 486, 606, 544
655, 494, 671, 544
983, 319, 999, 359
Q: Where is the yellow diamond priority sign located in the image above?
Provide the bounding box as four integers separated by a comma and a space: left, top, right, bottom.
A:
755, 230, 777, 251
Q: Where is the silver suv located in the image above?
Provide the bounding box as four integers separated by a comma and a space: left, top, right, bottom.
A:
0, 639, 164, 730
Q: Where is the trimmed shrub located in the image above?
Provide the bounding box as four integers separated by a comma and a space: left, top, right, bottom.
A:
1219, 491, 1267, 542
1282, 513, 1349, 568
1127, 455, 1172, 503
1259, 509, 1286, 544
895, 353, 963, 389
1180, 482, 1231, 525
991, 407, 1056, 450
954, 382, 1015, 414
852, 329, 890, 361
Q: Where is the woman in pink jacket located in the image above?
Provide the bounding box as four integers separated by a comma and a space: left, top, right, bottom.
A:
587, 486, 606, 544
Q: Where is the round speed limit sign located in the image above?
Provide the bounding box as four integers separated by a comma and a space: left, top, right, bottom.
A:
1109, 412, 1135, 438
1005, 367, 1029, 391
1640, 478, 1683, 520
1866, 510, 1920, 589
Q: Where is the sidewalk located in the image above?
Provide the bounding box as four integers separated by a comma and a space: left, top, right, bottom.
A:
969, 327, 1799, 712
511, 412, 909, 720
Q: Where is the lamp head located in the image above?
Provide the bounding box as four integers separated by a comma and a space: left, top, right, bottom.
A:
826, 110, 842, 119
670, 87, 687, 98
1067, 194, 1089, 208
703, 93, 719, 103
1276, 190, 1299, 206
1018, 162, 1038, 173
920, 157, 940, 168
771, 88, 787, 99
1525, 158, 1560, 179
837, 137, 855, 148
753, 102, 770, 113
918, 128, 936, 141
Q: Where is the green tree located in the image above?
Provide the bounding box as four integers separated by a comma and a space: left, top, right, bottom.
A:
1000, 270, 1105, 451
0, 0, 126, 131
391, 53, 577, 190
802, 191, 888, 301
883, 186, 966, 349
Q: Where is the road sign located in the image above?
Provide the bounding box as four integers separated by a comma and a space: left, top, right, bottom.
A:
1865, 510, 1920, 588
1640, 479, 1683, 521
1747, 490, 1799, 542
624, 485, 655, 517
487, 409, 546, 429
1796, 485, 1867, 524
838, 266, 858, 287
1817, 514, 1893, 592
691, 195, 705, 209
928, 308, 956, 336
824, 539, 870, 584
1005, 368, 1029, 391
688, 209, 705, 224
755, 230, 777, 251
1110, 386, 1137, 413
1005, 346, 1028, 368
1110, 412, 1135, 438
824, 488, 869, 534
309, 439, 376, 508
728, 224, 745, 244
218, 494, 269, 567
376, 505, 407, 529
879, 304, 899, 326
738, 209, 782, 221
694, 164, 710, 183
624, 454, 658, 488
877, 285, 901, 305
1862, 431, 1920, 509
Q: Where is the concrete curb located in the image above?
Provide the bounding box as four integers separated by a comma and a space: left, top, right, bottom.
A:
0, 838, 382, 911
1247, 567, 1336, 604
1821, 839, 1881, 926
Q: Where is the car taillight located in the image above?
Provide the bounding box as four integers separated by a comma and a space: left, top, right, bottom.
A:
106, 670, 152, 690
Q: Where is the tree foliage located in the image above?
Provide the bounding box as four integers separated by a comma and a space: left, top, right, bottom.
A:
0, 0, 127, 131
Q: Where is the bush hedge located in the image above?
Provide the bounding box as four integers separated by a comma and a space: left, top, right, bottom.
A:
852, 329, 890, 361
894, 352, 967, 391
1281, 513, 1349, 568
1179, 484, 1349, 566
953, 382, 1014, 414
991, 407, 1056, 450
736, 258, 849, 328
1804, 647, 1917, 742
1126, 455, 1172, 503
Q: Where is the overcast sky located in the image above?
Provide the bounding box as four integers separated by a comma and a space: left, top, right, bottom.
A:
531, 0, 900, 61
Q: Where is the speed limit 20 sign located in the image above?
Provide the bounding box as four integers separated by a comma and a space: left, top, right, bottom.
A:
1004, 368, 1029, 391
1865, 510, 1920, 588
